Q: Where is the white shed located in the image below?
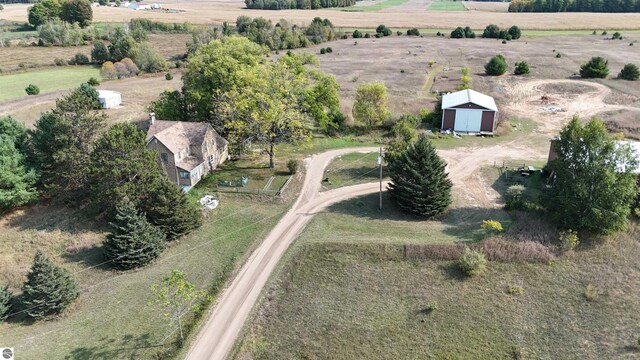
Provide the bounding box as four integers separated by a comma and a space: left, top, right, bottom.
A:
98, 90, 122, 109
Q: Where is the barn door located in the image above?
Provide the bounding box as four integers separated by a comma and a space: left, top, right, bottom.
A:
454, 110, 482, 132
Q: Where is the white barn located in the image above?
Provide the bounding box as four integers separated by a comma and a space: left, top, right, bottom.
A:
98, 90, 122, 109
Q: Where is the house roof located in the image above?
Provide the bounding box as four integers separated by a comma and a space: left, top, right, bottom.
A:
146, 120, 228, 155
97, 90, 121, 98
176, 156, 202, 172
441, 89, 498, 111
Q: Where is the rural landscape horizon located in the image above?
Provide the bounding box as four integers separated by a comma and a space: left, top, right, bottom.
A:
1, 0, 640, 359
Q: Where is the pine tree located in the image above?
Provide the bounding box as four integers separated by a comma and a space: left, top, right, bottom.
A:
0, 285, 12, 320
145, 180, 202, 240
387, 134, 452, 218
21, 250, 80, 319
103, 199, 166, 270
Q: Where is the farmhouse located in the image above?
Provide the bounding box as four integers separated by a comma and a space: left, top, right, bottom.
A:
441, 89, 498, 134
146, 114, 229, 191
97, 90, 121, 109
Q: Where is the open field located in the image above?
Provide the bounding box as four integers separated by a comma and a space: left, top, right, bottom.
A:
341, 0, 410, 12
304, 34, 640, 131
0, 67, 101, 101
0, 33, 190, 72
3, 2, 640, 30
234, 221, 640, 359
427, 0, 467, 11
0, 72, 182, 127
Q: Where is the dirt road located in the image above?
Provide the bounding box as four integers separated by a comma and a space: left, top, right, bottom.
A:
185, 140, 544, 360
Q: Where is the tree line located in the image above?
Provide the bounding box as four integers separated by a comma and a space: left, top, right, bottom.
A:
245, 0, 355, 10
509, 0, 640, 12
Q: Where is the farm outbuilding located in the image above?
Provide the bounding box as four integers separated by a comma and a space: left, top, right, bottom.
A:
98, 90, 122, 109
441, 89, 498, 134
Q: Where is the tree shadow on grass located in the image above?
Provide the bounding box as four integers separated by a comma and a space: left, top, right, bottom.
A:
5, 203, 107, 234
322, 192, 511, 242
65, 333, 168, 360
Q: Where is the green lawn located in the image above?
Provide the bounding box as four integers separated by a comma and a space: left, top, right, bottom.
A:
0, 196, 289, 359
0, 66, 101, 101
427, 0, 467, 11
234, 191, 640, 359
340, 0, 409, 12
322, 152, 386, 190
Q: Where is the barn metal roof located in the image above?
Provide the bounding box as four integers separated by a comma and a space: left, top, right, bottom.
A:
441, 89, 498, 111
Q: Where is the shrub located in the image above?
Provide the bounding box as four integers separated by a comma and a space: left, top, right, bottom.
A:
396, 30, 402, 36
287, 159, 301, 174
484, 54, 507, 75
505, 184, 526, 209
326, 47, 332, 53
407, 28, 420, 36
0, 286, 12, 320
502, 40, 507, 44
584, 284, 602, 302
482, 24, 501, 38
436, 31, 441, 36
320, 47, 326, 54
481, 219, 504, 234
87, 77, 100, 86
558, 229, 579, 251
555, 52, 562, 58
25, 84, 40, 95
54, 58, 68, 66
352, 29, 362, 38
579, 56, 609, 78
131, 42, 168, 73
459, 247, 487, 277
91, 41, 110, 64
364, 33, 370, 38
70, 53, 90, 65
428, 59, 436, 67
612, 31, 621, 39
375, 33, 382, 38
376, 24, 392, 37
451, 27, 466, 39
508, 25, 521, 39
514, 61, 529, 75
618, 63, 639, 81
100, 61, 117, 79
422, 302, 439, 313
507, 285, 525, 295
165, 72, 173, 80
602, 30, 607, 35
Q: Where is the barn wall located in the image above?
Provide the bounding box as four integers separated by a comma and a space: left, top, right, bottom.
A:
442, 109, 456, 130
481, 111, 495, 132
452, 103, 487, 110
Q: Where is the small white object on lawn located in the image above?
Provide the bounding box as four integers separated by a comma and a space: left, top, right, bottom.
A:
199, 195, 219, 209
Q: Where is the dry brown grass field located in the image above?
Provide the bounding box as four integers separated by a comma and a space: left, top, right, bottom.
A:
302, 35, 640, 134
3, 1, 640, 30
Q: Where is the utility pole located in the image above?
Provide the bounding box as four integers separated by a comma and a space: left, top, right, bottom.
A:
378, 147, 384, 210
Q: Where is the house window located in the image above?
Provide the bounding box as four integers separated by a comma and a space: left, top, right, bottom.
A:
208, 154, 215, 164
161, 153, 168, 163
179, 171, 190, 179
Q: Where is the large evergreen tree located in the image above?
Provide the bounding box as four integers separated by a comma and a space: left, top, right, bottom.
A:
89, 123, 164, 216
0, 285, 12, 320
387, 135, 452, 218
30, 86, 106, 201
103, 199, 166, 270
0, 117, 38, 211
21, 250, 80, 319
144, 179, 202, 240
546, 117, 638, 234
579, 56, 609, 78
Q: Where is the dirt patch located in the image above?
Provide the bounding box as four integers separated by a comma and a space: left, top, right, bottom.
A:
538, 82, 597, 96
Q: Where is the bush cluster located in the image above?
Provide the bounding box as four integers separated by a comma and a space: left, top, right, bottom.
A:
514, 61, 530, 75
406, 28, 420, 36
579, 56, 609, 78
25, 84, 40, 95
319, 47, 333, 54
287, 159, 301, 174
618, 63, 639, 80
482, 24, 521, 40
376, 24, 392, 37
450, 26, 475, 39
